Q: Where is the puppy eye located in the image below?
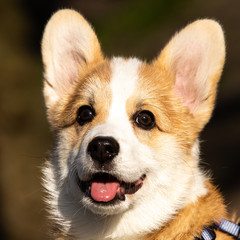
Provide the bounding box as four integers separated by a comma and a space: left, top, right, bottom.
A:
134, 110, 155, 130
77, 105, 95, 126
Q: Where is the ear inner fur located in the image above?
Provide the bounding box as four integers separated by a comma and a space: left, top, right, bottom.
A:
153, 19, 225, 132
41, 9, 103, 108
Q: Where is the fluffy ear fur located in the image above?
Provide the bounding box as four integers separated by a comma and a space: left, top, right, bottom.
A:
41, 9, 103, 108
154, 19, 225, 130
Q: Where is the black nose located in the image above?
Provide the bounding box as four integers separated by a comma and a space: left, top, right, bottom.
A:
87, 137, 120, 163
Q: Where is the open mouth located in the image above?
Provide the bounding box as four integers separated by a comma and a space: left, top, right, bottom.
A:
78, 173, 146, 204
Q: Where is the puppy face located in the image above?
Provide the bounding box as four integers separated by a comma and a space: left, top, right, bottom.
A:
41, 10, 225, 238
66, 58, 193, 216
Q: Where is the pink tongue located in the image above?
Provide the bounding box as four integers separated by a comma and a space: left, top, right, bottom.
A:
91, 181, 120, 202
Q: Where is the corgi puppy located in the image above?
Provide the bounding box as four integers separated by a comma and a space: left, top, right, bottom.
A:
41, 9, 235, 240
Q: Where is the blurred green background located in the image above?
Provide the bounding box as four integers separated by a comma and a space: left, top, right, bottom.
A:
0, 0, 239, 239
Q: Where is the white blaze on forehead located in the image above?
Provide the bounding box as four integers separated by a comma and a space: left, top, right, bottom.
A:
108, 57, 141, 124
80, 57, 146, 183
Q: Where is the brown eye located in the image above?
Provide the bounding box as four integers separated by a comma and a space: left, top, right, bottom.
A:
134, 110, 155, 130
77, 105, 95, 126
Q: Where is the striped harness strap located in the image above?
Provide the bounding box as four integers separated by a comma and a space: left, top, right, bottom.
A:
194, 218, 240, 240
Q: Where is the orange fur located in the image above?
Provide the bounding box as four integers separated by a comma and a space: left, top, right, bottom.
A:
47, 60, 111, 130
41, 9, 236, 240
145, 181, 233, 240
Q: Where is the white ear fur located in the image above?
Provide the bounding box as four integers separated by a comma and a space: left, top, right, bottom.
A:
41, 9, 102, 107
157, 19, 225, 116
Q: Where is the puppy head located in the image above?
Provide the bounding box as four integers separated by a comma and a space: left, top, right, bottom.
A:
42, 9, 225, 237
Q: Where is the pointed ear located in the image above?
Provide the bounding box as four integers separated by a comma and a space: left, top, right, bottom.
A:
154, 19, 225, 130
41, 9, 103, 108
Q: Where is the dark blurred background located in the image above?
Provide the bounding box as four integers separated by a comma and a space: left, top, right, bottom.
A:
0, 0, 239, 239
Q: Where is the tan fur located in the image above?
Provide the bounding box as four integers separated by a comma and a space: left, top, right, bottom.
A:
145, 182, 233, 240
47, 60, 112, 131
132, 63, 198, 150
41, 9, 236, 240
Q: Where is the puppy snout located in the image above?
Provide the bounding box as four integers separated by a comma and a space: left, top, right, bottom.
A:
87, 136, 120, 163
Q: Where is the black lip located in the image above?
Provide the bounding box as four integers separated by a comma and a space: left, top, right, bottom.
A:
77, 172, 146, 204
